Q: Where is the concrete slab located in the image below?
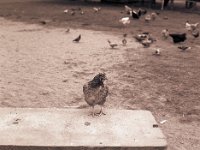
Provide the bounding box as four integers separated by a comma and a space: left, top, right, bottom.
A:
0, 108, 167, 150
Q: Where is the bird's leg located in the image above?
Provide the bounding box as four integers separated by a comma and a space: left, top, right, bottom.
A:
95, 106, 106, 116
92, 106, 95, 117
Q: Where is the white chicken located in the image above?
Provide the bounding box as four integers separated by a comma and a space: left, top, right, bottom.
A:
185, 21, 199, 31
151, 12, 157, 20
145, 14, 151, 22
63, 9, 68, 13
161, 29, 169, 39
119, 17, 130, 26
124, 5, 132, 14
93, 7, 101, 13
153, 48, 161, 56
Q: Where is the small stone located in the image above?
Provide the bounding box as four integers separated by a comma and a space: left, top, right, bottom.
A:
153, 124, 159, 128
84, 122, 91, 126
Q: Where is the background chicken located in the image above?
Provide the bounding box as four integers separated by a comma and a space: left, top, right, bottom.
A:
169, 33, 187, 43
119, 17, 130, 26
83, 73, 109, 117
185, 21, 199, 31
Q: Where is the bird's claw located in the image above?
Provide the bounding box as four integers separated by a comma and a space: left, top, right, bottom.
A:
95, 111, 106, 117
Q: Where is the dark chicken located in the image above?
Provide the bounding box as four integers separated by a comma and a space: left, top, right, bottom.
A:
169, 33, 187, 43
73, 34, 81, 42
83, 73, 109, 117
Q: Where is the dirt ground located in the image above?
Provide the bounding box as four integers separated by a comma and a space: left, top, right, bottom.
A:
0, 0, 200, 150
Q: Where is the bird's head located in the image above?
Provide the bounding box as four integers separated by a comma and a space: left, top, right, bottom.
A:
90, 73, 107, 88
94, 73, 107, 82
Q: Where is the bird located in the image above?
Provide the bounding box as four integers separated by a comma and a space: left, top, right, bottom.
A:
169, 33, 187, 43
122, 38, 127, 46
151, 12, 157, 20
64, 9, 68, 13
134, 33, 148, 42
138, 8, 147, 15
144, 14, 151, 22
153, 48, 161, 56
70, 11, 75, 15
80, 10, 84, 15
93, 7, 101, 13
65, 28, 70, 33
107, 40, 118, 49
73, 34, 81, 42
125, 5, 132, 14
123, 33, 127, 38
119, 17, 130, 26
192, 30, 199, 38
161, 29, 169, 39
83, 73, 109, 117
185, 21, 199, 31
39, 20, 48, 25
141, 38, 152, 48
130, 10, 141, 19
178, 46, 191, 51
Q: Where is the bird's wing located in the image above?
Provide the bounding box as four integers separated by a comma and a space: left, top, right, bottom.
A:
83, 83, 98, 106
97, 86, 109, 105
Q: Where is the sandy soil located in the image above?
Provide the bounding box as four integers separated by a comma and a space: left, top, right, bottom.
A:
0, 0, 200, 150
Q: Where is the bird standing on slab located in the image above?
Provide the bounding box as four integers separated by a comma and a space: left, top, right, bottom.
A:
169, 33, 187, 43
73, 34, 81, 42
83, 73, 109, 117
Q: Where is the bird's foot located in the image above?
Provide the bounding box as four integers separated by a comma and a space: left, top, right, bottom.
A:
95, 111, 106, 117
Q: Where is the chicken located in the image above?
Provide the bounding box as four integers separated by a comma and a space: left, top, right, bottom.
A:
122, 38, 127, 46
178, 46, 191, 51
130, 10, 141, 19
138, 8, 147, 15
124, 5, 132, 14
141, 38, 152, 48
107, 40, 118, 49
123, 33, 127, 38
144, 14, 151, 22
80, 10, 84, 15
169, 33, 187, 43
192, 30, 199, 38
135, 33, 155, 48
119, 17, 130, 26
161, 29, 169, 39
83, 73, 109, 117
153, 48, 161, 56
134, 33, 148, 42
64, 9, 68, 13
70, 11, 75, 16
65, 28, 70, 33
185, 21, 199, 31
93, 7, 101, 13
73, 34, 81, 42
151, 12, 157, 20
